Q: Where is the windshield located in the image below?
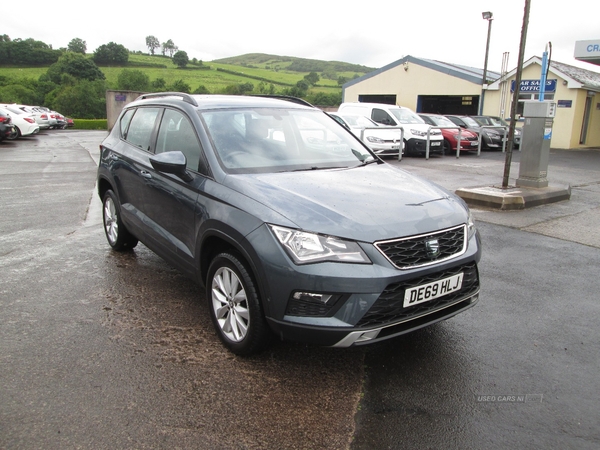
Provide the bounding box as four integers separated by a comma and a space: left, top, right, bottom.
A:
482, 116, 508, 127
462, 117, 480, 127
201, 108, 375, 174
342, 115, 378, 128
427, 115, 455, 127
390, 109, 425, 125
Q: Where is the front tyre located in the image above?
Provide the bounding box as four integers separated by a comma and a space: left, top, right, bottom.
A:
102, 190, 138, 251
207, 253, 271, 356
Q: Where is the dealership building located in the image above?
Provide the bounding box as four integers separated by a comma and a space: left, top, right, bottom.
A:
342, 40, 600, 150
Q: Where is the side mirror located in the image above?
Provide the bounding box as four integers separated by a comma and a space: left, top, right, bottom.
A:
150, 151, 193, 182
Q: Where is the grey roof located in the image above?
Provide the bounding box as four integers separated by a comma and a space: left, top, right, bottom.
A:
549, 60, 600, 90
343, 55, 501, 89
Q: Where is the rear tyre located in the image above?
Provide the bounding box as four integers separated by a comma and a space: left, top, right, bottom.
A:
102, 190, 138, 251
207, 253, 271, 356
7, 127, 19, 140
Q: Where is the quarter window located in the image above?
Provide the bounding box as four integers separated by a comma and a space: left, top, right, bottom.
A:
124, 108, 160, 151
119, 109, 135, 137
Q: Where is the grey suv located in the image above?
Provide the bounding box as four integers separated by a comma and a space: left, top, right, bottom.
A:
97, 93, 481, 355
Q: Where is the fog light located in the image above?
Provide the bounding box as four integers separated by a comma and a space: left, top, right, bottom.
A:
293, 292, 336, 304
286, 291, 344, 317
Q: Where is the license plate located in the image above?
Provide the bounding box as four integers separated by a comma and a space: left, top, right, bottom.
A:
430, 141, 441, 146
471, 141, 479, 146
391, 144, 401, 149
403, 273, 464, 308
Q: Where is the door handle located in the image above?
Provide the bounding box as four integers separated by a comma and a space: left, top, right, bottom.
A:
140, 170, 152, 179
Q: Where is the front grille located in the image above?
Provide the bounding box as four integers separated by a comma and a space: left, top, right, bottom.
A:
356, 263, 479, 328
375, 225, 466, 269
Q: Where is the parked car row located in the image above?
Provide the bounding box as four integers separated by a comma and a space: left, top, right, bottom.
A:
0, 103, 74, 142
337, 103, 444, 157
328, 113, 403, 158
419, 114, 480, 153
444, 115, 521, 150
332, 102, 520, 157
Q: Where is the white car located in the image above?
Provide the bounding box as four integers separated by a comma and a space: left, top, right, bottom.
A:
0, 105, 40, 138
337, 102, 444, 156
34, 106, 58, 128
16, 105, 51, 130
330, 113, 403, 158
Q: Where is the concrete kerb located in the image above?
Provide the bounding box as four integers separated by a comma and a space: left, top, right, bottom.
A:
455, 183, 572, 210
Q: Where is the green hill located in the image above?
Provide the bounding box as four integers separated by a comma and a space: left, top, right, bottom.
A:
0, 52, 374, 94
213, 53, 376, 74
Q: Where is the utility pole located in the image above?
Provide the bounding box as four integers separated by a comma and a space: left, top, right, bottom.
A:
502, 0, 531, 188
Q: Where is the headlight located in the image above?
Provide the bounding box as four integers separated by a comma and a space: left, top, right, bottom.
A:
467, 210, 476, 239
366, 136, 385, 144
411, 129, 427, 137
270, 225, 371, 264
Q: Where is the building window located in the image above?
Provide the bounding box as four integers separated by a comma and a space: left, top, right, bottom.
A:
516, 94, 555, 116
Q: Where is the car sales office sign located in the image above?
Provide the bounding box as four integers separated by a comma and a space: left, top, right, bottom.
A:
511, 79, 557, 93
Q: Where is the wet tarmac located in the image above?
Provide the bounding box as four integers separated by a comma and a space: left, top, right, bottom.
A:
1, 131, 599, 449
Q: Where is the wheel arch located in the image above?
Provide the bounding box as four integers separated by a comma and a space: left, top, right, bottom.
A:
198, 228, 272, 317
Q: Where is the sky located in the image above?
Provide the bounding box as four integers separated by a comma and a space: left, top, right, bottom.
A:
4, 0, 600, 74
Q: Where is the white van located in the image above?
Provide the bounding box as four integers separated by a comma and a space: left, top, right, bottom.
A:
337, 102, 443, 156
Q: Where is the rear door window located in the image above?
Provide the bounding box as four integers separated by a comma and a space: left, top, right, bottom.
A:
124, 107, 161, 151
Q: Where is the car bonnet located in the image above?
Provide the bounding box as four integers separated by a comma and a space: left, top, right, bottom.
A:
224, 163, 467, 242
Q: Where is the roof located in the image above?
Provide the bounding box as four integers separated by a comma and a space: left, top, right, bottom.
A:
343, 55, 501, 89
488, 56, 600, 92
132, 93, 314, 110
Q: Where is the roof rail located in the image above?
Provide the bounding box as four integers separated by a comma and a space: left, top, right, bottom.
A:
135, 92, 198, 107
250, 95, 315, 108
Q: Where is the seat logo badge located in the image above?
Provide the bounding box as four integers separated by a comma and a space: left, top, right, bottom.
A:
425, 239, 440, 258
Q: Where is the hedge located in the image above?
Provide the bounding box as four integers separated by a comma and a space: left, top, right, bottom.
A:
71, 119, 107, 130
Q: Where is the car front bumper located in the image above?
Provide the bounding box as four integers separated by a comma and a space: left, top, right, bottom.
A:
405, 138, 444, 154
247, 224, 482, 347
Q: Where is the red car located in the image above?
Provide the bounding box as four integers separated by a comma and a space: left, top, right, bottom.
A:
419, 113, 479, 152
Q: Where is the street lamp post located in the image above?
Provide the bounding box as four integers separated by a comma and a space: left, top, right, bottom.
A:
479, 11, 493, 115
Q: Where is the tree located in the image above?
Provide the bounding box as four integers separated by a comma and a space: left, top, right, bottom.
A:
117, 69, 149, 91
145, 36, 160, 55
168, 79, 191, 93
223, 82, 254, 95
47, 79, 107, 119
161, 39, 177, 57
46, 53, 105, 84
93, 42, 129, 65
0, 83, 38, 105
172, 50, 189, 68
257, 82, 275, 95
0, 38, 61, 66
193, 85, 210, 94
151, 78, 167, 91
68, 38, 87, 54
304, 72, 320, 86
295, 79, 310, 92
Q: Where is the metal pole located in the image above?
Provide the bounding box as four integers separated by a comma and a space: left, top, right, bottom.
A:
479, 15, 493, 115
540, 44, 548, 102
502, 0, 530, 188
